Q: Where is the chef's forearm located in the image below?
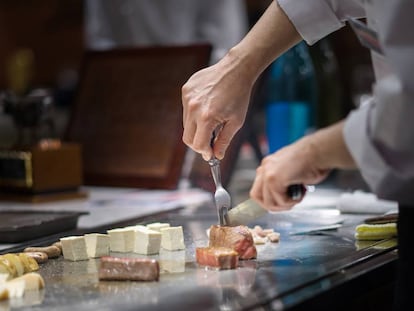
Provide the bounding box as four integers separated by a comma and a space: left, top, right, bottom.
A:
224, 1, 301, 82
308, 121, 357, 170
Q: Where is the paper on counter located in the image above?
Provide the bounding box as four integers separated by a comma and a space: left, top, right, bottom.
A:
336, 190, 398, 214
78, 188, 212, 229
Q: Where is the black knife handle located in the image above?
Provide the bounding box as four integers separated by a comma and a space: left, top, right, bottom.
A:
287, 184, 306, 200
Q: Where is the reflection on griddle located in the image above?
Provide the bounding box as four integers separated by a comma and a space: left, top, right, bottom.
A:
159, 249, 185, 273
62, 260, 97, 286
8, 289, 45, 309
354, 238, 397, 251
97, 282, 160, 306
196, 261, 257, 297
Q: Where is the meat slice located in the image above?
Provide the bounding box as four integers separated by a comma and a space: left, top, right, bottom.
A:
196, 247, 238, 270
209, 225, 257, 260
99, 256, 159, 281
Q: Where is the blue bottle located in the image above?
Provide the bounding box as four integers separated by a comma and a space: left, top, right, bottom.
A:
265, 41, 318, 154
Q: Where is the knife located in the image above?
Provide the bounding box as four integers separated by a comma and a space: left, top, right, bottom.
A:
227, 185, 305, 226
226, 199, 266, 226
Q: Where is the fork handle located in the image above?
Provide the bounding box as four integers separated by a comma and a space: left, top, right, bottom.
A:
209, 160, 222, 187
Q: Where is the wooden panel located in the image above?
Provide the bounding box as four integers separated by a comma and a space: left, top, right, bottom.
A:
0, 0, 83, 89
65, 45, 211, 189
31, 143, 83, 192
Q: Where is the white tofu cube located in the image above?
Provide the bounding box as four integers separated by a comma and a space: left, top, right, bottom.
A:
124, 225, 147, 231
107, 228, 135, 252
60, 236, 89, 261
160, 226, 185, 251
134, 227, 162, 255
146, 222, 170, 232
84, 233, 110, 258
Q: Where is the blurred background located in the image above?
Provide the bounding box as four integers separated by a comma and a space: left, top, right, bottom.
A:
0, 0, 374, 198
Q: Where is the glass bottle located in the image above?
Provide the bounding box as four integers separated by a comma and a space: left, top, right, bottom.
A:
308, 38, 344, 128
265, 41, 318, 153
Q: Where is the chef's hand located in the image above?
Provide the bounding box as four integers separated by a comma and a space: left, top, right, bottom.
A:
250, 137, 330, 212
250, 121, 356, 211
182, 52, 255, 161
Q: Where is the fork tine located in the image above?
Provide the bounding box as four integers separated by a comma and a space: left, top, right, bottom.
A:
209, 157, 231, 225
215, 183, 231, 226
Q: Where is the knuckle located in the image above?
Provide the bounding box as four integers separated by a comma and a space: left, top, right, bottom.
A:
266, 174, 277, 183
261, 157, 271, 166
187, 100, 200, 113
199, 112, 211, 123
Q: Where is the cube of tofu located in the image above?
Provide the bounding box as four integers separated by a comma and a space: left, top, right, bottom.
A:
160, 226, 185, 251
60, 236, 89, 261
107, 228, 135, 252
124, 225, 147, 231
146, 222, 170, 232
84, 233, 110, 258
134, 228, 162, 255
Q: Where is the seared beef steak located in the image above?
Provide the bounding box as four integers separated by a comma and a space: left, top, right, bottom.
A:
196, 247, 238, 269
209, 225, 257, 260
99, 256, 159, 281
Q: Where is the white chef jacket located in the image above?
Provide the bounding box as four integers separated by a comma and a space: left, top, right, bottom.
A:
84, 0, 248, 63
277, 0, 414, 204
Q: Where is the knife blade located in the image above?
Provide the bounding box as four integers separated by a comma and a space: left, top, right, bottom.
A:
226, 185, 306, 226
289, 223, 343, 235
226, 199, 266, 226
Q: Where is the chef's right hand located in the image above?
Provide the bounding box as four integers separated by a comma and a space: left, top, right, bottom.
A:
250, 121, 355, 211
250, 136, 330, 212
181, 52, 254, 161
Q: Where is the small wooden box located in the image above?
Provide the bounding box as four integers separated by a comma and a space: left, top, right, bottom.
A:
0, 143, 83, 193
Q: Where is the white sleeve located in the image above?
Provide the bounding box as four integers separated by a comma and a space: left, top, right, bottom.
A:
344, 1, 414, 205
276, 0, 365, 44
197, 0, 249, 63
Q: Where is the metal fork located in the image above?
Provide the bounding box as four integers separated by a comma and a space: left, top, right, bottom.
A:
208, 157, 231, 225
208, 126, 231, 225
